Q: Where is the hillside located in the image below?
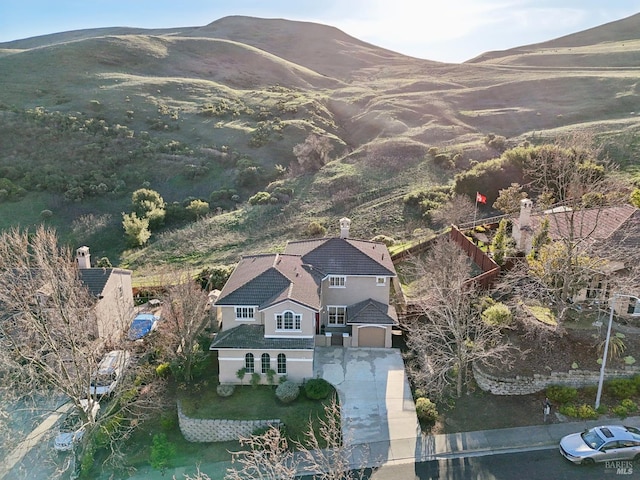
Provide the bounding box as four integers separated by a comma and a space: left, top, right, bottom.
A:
1, 14, 640, 277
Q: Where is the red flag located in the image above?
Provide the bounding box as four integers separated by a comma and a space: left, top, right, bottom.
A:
476, 192, 487, 204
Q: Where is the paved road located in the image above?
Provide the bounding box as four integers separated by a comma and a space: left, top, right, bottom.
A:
0, 400, 72, 480
312, 448, 632, 480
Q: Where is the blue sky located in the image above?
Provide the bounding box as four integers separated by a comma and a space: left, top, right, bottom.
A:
2, 1, 640, 63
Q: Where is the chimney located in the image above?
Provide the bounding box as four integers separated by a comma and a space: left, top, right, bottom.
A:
519, 199, 533, 230
339, 217, 351, 239
76, 246, 91, 269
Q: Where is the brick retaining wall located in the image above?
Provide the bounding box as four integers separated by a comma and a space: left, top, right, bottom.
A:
473, 363, 640, 395
177, 402, 280, 442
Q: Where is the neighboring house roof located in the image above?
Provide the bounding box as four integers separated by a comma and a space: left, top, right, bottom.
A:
284, 237, 396, 277
513, 204, 638, 244
347, 298, 398, 325
78, 268, 130, 298
210, 324, 314, 350
215, 254, 322, 310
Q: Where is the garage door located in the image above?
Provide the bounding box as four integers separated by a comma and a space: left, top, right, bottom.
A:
358, 326, 385, 347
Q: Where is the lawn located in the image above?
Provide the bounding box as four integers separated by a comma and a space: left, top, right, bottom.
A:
180, 381, 336, 444
110, 356, 337, 478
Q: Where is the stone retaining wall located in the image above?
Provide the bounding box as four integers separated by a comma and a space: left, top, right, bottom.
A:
473, 363, 640, 395
177, 402, 280, 442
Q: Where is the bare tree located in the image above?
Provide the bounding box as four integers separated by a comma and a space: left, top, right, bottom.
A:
431, 194, 476, 228
293, 398, 370, 480
402, 237, 515, 398
0, 227, 163, 477
156, 270, 211, 382
224, 426, 300, 480
203, 397, 372, 480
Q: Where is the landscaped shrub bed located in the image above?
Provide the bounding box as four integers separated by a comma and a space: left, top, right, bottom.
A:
546, 375, 640, 420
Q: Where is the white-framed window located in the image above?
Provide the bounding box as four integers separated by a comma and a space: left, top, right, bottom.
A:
261, 353, 271, 374
376, 276, 386, 286
277, 353, 287, 374
327, 306, 346, 325
276, 310, 301, 331
245, 353, 254, 373
328, 276, 346, 288
235, 306, 255, 321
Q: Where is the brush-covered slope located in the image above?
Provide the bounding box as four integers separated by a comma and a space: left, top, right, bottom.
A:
1, 14, 640, 271
468, 12, 640, 68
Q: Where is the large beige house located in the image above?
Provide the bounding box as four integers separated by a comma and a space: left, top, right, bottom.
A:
210, 218, 400, 384
76, 246, 135, 342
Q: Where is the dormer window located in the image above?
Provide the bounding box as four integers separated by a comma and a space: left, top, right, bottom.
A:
235, 306, 255, 321
376, 277, 386, 286
276, 310, 301, 331
329, 276, 346, 288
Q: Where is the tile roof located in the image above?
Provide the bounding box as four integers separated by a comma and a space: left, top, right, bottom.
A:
78, 268, 114, 297
284, 237, 396, 277
210, 324, 315, 350
514, 204, 638, 244
347, 298, 398, 325
215, 254, 322, 310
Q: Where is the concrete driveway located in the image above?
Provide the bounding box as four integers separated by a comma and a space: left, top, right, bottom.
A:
314, 347, 420, 466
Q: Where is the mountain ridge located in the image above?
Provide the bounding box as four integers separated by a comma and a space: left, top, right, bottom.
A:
1, 14, 640, 269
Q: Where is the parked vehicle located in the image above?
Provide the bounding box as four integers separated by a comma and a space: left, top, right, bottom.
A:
89, 350, 131, 396
559, 425, 640, 465
54, 399, 100, 451
127, 313, 159, 341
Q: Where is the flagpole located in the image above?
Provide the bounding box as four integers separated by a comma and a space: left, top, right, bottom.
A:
473, 192, 478, 227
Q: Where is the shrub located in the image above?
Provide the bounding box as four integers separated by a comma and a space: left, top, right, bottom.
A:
155, 362, 171, 378
275, 380, 300, 403
250, 372, 261, 388
481, 302, 512, 328
160, 412, 178, 432
546, 385, 577, 404
559, 404, 577, 417
612, 405, 628, 418
371, 234, 395, 247
305, 221, 326, 238
304, 378, 332, 400
415, 397, 438, 423
606, 378, 637, 400
576, 404, 598, 420
236, 368, 247, 384
248, 191, 273, 205
621, 398, 638, 412
150, 433, 177, 470
216, 384, 235, 397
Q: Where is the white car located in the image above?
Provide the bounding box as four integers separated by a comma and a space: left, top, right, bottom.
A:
54, 399, 100, 451
89, 350, 131, 396
560, 425, 640, 465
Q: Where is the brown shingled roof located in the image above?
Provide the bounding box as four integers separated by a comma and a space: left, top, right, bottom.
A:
215, 254, 322, 310
515, 204, 638, 244
284, 237, 396, 277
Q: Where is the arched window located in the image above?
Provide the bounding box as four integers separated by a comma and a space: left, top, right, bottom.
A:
261, 353, 270, 374
277, 353, 286, 374
276, 310, 302, 330
245, 353, 254, 373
